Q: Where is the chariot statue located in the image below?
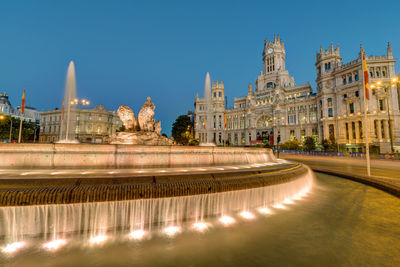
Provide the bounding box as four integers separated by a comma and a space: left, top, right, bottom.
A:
111, 96, 173, 145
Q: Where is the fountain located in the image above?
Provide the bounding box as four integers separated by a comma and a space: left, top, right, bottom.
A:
57, 61, 79, 144
110, 96, 173, 145
0, 66, 314, 257
200, 72, 216, 146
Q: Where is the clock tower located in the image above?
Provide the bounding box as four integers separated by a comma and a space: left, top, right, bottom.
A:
262, 34, 286, 75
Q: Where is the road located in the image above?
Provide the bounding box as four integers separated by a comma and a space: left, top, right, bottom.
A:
280, 154, 400, 187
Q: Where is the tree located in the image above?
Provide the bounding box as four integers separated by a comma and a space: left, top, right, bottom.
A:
279, 140, 302, 150
171, 115, 193, 145
320, 136, 338, 151
303, 136, 316, 151
0, 115, 39, 142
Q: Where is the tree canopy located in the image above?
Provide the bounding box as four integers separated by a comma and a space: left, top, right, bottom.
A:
171, 115, 194, 145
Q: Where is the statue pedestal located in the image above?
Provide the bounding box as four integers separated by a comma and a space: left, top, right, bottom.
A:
110, 131, 173, 145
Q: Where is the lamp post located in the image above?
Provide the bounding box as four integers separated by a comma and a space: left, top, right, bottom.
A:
0, 114, 13, 143
70, 98, 90, 141
370, 77, 398, 154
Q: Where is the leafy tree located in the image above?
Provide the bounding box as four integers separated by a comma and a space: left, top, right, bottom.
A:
279, 140, 302, 150
172, 115, 193, 145
328, 136, 338, 151
0, 115, 39, 143
320, 139, 330, 151
320, 136, 338, 151
303, 136, 316, 151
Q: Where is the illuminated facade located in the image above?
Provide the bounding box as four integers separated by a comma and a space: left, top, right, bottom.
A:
39, 104, 122, 143
194, 36, 399, 153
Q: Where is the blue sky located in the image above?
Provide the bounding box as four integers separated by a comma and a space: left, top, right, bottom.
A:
0, 0, 399, 135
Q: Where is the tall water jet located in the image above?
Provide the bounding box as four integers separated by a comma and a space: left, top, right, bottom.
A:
61, 61, 77, 142
200, 72, 215, 146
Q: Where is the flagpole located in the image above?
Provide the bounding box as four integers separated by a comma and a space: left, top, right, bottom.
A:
362, 50, 371, 176
18, 86, 26, 143
18, 114, 23, 143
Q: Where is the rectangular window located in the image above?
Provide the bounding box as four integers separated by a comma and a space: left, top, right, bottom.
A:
374, 120, 378, 137
349, 103, 354, 114
346, 123, 349, 140
379, 99, 384, 111
352, 122, 356, 139
355, 74, 359, 81
328, 108, 333, 117
343, 78, 347, 85
359, 121, 363, 139
381, 121, 385, 138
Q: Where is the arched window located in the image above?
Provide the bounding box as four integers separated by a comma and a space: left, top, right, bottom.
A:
256, 115, 272, 128
266, 82, 276, 89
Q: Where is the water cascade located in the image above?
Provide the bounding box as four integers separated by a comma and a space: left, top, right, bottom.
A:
0, 169, 313, 248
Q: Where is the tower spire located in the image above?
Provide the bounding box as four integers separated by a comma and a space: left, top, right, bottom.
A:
387, 42, 393, 58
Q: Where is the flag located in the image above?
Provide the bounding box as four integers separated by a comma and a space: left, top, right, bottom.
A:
362, 53, 370, 100
61, 97, 65, 120
224, 110, 227, 129
21, 86, 26, 115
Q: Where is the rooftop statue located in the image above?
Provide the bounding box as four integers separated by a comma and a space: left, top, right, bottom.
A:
110, 96, 173, 145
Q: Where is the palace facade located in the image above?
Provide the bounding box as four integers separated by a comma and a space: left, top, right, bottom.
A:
39, 104, 122, 143
194, 35, 400, 153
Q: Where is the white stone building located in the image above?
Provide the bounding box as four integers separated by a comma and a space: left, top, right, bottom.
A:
39, 104, 122, 143
0, 92, 41, 123
194, 35, 400, 153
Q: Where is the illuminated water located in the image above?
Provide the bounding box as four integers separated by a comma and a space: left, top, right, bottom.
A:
2, 173, 400, 266
61, 60, 77, 142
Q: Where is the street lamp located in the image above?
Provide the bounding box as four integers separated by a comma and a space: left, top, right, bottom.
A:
70, 98, 90, 141
370, 77, 398, 154
0, 114, 13, 143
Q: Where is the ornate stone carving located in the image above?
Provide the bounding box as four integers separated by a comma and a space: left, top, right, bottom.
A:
138, 97, 156, 131
117, 105, 138, 131
155, 121, 161, 135
111, 96, 172, 145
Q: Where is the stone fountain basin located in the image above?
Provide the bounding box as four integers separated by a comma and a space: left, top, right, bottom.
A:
0, 144, 276, 170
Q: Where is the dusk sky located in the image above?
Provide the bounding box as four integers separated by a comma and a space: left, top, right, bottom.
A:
0, 0, 399, 135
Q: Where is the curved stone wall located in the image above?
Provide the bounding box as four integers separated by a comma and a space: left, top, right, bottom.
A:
0, 144, 276, 169
0, 164, 306, 206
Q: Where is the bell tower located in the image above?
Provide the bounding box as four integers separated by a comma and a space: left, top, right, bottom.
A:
263, 34, 286, 75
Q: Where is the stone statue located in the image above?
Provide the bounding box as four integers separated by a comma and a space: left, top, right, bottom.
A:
117, 105, 138, 131
155, 121, 161, 135
138, 97, 156, 131
110, 96, 173, 145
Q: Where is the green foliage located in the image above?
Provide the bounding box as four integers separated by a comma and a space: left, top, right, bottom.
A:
279, 139, 302, 150
303, 136, 316, 151
0, 115, 39, 142
320, 136, 338, 151
172, 115, 194, 145
188, 138, 199, 146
